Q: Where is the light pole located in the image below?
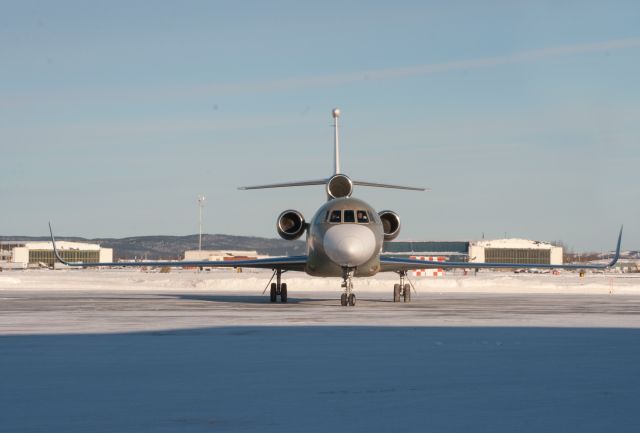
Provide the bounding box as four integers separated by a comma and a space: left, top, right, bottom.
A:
198, 195, 205, 251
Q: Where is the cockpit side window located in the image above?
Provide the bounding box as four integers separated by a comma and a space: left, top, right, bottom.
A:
344, 210, 355, 223
356, 210, 369, 223
329, 210, 341, 223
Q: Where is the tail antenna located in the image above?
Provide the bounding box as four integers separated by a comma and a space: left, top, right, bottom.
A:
333, 108, 341, 175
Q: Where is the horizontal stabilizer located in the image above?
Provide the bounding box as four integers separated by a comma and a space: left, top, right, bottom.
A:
353, 180, 428, 191
238, 179, 327, 190
239, 178, 427, 192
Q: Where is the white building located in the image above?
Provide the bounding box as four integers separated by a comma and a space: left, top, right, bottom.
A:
469, 238, 562, 265
183, 250, 262, 262
1, 241, 113, 268
613, 260, 640, 273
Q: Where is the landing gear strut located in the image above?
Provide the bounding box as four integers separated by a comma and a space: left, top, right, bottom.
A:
340, 267, 356, 306
269, 269, 288, 303
393, 271, 411, 303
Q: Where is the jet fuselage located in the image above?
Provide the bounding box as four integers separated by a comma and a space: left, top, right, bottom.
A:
305, 197, 384, 277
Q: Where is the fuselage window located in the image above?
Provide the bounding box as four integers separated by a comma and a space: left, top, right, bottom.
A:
357, 210, 369, 223
344, 210, 355, 223
329, 210, 341, 223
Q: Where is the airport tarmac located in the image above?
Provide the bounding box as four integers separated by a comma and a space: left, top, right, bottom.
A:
2, 283, 640, 432
1, 289, 640, 334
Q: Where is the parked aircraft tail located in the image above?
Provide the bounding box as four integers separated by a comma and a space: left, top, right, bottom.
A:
238, 108, 427, 199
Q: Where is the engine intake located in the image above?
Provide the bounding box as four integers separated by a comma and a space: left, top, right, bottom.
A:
277, 210, 306, 240
378, 210, 401, 241
326, 174, 353, 199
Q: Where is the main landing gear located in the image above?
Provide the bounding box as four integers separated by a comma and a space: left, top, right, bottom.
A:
340, 267, 356, 307
393, 270, 412, 303
269, 269, 288, 303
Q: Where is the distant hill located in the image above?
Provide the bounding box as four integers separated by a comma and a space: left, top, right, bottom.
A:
0, 234, 305, 260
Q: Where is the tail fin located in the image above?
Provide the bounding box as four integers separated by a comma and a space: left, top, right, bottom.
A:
333, 107, 341, 175
238, 108, 427, 197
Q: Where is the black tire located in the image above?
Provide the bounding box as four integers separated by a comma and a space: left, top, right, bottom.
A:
348, 293, 356, 306
270, 283, 277, 302
280, 283, 288, 303
393, 284, 401, 302
340, 293, 348, 306
403, 283, 411, 303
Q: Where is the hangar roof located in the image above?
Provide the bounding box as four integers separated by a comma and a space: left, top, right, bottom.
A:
383, 241, 469, 254
7, 241, 102, 251
471, 238, 559, 249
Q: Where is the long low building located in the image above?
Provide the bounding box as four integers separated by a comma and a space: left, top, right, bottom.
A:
183, 250, 265, 262
382, 241, 469, 260
0, 241, 113, 268
384, 239, 563, 266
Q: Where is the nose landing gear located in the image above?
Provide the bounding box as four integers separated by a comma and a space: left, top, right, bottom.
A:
340, 267, 356, 306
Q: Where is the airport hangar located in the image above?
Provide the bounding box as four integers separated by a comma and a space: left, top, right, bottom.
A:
1, 238, 563, 268
0, 241, 113, 269
383, 239, 563, 266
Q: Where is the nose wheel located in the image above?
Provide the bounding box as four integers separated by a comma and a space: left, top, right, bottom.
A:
268, 269, 288, 303
340, 267, 356, 306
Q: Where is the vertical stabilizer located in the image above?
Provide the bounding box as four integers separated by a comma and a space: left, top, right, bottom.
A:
238, 107, 426, 193
333, 108, 341, 174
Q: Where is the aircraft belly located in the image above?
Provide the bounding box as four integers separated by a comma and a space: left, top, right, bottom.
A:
305, 250, 379, 277
305, 254, 342, 277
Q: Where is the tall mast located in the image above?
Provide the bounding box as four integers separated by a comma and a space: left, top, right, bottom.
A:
197, 195, 205, 251
332, 108, 341, 174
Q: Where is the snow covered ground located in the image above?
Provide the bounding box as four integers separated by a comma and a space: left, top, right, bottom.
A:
2, 269, 640, 432
2, 267, 640, 294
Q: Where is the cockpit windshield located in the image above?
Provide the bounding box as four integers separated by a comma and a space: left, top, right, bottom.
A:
327, 209, 370, 224
357, 210, 369, 223
344, 210, 355, 223
329, 210, 341, 223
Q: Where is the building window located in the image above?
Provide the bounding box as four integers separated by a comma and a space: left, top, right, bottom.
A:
28, 250, 100, 266
484, 248, 550, 265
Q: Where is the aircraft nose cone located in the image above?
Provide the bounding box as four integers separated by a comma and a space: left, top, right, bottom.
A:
323, 225, 376, 267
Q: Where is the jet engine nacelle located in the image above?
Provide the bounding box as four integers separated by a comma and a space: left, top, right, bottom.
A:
277, 209, 307, 240
378, 210, 401, 241
326, 174, 353, 199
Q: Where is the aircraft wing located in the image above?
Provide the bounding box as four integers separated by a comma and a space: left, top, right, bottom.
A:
380, 226, 623, 273
48, 224, 307, 271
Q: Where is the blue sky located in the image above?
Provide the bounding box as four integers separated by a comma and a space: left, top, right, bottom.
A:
1, 1, 639, 251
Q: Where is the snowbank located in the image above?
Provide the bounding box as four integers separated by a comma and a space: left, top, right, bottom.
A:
1, 268, 639, 294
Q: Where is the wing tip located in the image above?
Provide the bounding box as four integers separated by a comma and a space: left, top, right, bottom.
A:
608, 224, 624, 268
48, 222, 70, 266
